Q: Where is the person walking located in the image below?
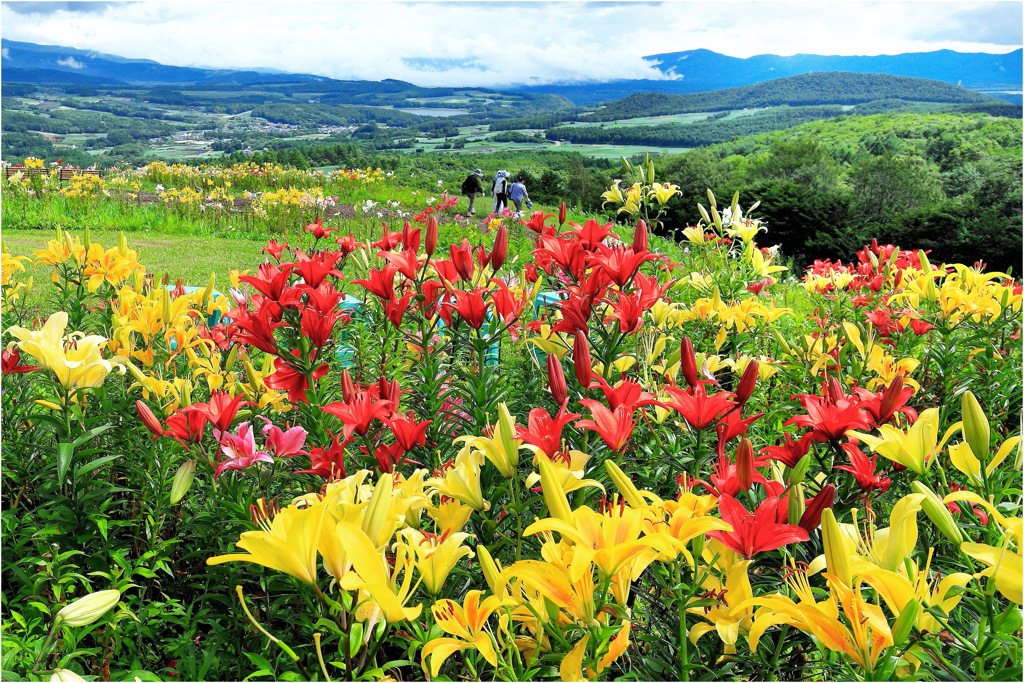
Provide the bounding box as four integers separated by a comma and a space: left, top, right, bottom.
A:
508, 175, 530, 216
461, 168, 485, 216
492, 170, 510, 214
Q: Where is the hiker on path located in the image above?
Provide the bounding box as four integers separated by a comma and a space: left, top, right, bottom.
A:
492, 170, 510, 214
461, 168, 485, 216
509, 176, 530, 216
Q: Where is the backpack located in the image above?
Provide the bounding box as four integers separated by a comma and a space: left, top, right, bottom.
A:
461, 176, 475, 194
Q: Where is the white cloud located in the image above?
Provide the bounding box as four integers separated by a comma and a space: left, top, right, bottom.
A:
1, 47, 9, 59
57, 55, 84, 68
0, 1, 1019, 86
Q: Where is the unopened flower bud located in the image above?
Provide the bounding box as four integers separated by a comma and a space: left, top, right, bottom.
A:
136, 400, 164, 437
491, 223, 508, 270
912, 481, 964, 545
573, 332, 592, 389
961, 390, 990, 460
821, 508, 852, 586
632, 219, 648, 253
558, 201, 567, 226
827, 376, 844, 404
170, 461, 196, 504
736, 360, 758, 407
799, 484, 835, 532
680, 337, 697, 388
341, 369, 356, 403
788, 483, 806, 525
55, 589, 120, 627
362, 474, 394, 547
878, 375, 905, 425
788, 454, 811, 486
547, 353, 568, 406
50, 669, 86, 682
890, 598, 920, 645
425, 215, 438, 256
735, 438, 755, 492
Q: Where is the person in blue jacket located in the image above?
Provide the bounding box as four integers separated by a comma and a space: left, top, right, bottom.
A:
508, 175, 530, 216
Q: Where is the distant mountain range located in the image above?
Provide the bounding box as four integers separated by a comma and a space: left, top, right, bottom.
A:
2, 39, 1020, 106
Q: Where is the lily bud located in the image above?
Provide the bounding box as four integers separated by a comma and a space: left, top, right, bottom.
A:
891, 598, 920, 645
788, 454, 812, 486
202, 271, 216, 305
735, 438, 754, 492
170, 460, 196, 504
573, 331, 592, 388
476, 545, 506, 596
538, 457, 573, 524
55, 589, 120, 627
224, 343, 240, 372
496, 402, 519, 471
136, 400, 164, 437
547, 353, 568, 405
24, 276, 33, 297
491, 222, 508, 270
83, 226, 91, 252
50, 669, 87, 682
558, 201, 567, 226
341, 369, 356, 403
117, 230, 127, 256
632, 219, 648, 253
799, 484, 835, 532
878, 375, 904, 424
425, 215, 438, 256
788, 483, 806, 526
826, 376, 844, 404
961, 390, 990, 460
911, 481, 964, 544
605, 460, 646, 508
821, 507, 852, 586
735, 360, 758, 407
161, 287, 172, 325
362, 474, 394, 547
680, 337, 698, 388
180, 379, 192, 407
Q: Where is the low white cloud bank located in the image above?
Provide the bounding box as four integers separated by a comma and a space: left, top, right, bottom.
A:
57, 55, 84, 68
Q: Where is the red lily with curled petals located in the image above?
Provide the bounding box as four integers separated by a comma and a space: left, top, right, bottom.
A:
381, 249, 423, 280
291, 250, 343, 288
334, 234, 363, 255
387, 412, 432, 452
184, 391, 253, 437
568, 219, 618, 251
400, 221, 421, 253
353, 265, 398, 302
304, 218, 337, 241
515, 400, 581, 457
609, 291, 644, 335
577, 399, 635, 452
550, 294, 594, 336
533, 234, 588, 279
489, 279, 528, 324
633, 272, 674, 309
760, 431, 815, 468
785, 391, 872, 442
229, 303, 285, 355
2, 347, 41, 374
715, 407, 766, 457
853, 376, 918, 427
294, 282, 343, 315
662, 381, 735, 431
836, 443, 891, 493
386, 293, 414, 328
589, 375, 662, 412
300, 307, 341, 349
295, 430, 350, 479
449, 289, 491, 329
697, 447, 769, 498
520, 211, 556, 237
588, 244, 656, 288
262, 239, 288, 261
239, 262, 293, 302
372, 223, 402, 251
449, 238, 476, 281
162, 409, 207, 450
264, 351, 329, 404
323, 393, 395, 440
707, 494, 809, 559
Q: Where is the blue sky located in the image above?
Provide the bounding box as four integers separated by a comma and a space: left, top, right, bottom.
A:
2, 1, 1021, 86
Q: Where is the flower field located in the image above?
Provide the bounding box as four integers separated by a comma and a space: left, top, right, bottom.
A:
1, 156, 1022, 683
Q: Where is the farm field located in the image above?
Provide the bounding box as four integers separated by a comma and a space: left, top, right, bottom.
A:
1, 151, 1022, 682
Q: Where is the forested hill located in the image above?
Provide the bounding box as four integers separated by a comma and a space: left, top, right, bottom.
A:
585, 72, 999, 121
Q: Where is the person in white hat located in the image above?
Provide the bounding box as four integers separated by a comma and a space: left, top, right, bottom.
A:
492, 170, 510, 213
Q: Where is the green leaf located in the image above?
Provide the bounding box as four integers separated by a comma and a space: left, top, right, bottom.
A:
57, 442, 74, 483
76, 453, 122, 479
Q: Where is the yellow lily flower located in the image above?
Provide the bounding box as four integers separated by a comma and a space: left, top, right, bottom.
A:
860, 548, 973, 633
207, 502, 326, 585
421, 590, 513, 678
600, 180, 625, 207
648, 182, 680, 205
848, 408, 961, 475
427, 444, 489, 512
335, 521, 423, 623
396, 528, 474, 596
960, 540, 1023, 605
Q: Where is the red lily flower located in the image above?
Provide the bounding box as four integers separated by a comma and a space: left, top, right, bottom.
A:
785, 388, 872, 442
799, 484, 836, 532
334, 233, 363, 255
264, 352, 329, 404
291, 250, 343, 288
295, 431, 350, 480
853, 376, 918, 427
323, 392, 395, 440
229, 303, 286, 354
489, 279, 528, 324
387, 412, 432, 452
835, 443, 891, 493
633, 272, 673, 309
300, 307, 341, 349
519, 211, 556, 237
449, 289, 491, 329
400, 221, 421, 253
294, 281, 343, 314
534, 234, 588, 279
761, 432, 815, 468
353, 265, 398, 301
697, 447, 769, 498
386, 293, 414, 328
609, 291, 643, 335
184, 391, 252, 437
2, 347, 41, 374
707, 494, 809, 559
908, 318, 934, 335
662, 381, 736, 431
367, 442, 410, 474
567, 219, 618, 251
372, 222, 402, 251
449, 238, 476, 281
381, 249, 423, 280
304, 218, 337, 241
715, 407, 765, 457
239, 262, 293, 302
162, 409, 208, 450
589, 375, 662, 411
550, 294, 594, 336
589, 244, 656, 288
515, 400, 581, 457
946, 483, 989, 524
577, 399, 634, 452
262, 239, 288, 261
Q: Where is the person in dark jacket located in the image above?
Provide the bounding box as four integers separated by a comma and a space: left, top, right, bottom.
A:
461, 168, 485, 216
